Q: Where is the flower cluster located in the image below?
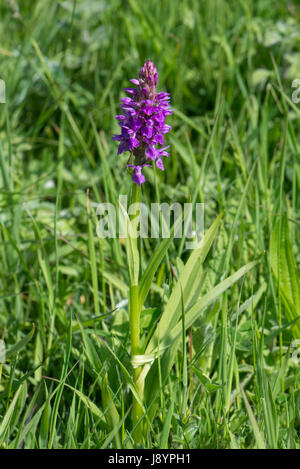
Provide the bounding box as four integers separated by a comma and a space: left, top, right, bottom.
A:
112, 60, 172, 185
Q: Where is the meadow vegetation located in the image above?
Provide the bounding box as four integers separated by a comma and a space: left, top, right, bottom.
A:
0, 0, 299, 449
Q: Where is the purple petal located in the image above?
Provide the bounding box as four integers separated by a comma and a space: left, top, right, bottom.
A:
156, 158, 164, 171
162, 124, 172, 134
118, 143, 128, 154
130, 78, 140, 85
141, 124, 153, 138
145, 145, 159, 160
128, 135, 140, 150
122, 107, 137, 115
121, 97, 133, 105
112, 134, 122, 141
152, 134, 164, 145
123, 88, 135, 94
131, 117, 143, 131
132, 166, 146, 186
142, 106, 155, 116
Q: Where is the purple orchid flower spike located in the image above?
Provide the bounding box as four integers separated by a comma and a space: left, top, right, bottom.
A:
112, 59, 173, 185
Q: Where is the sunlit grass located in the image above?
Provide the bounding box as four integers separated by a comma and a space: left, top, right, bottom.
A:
0, 0, 299, 449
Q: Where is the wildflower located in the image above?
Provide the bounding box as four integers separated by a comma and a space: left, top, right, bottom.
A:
113, 60, 172, 185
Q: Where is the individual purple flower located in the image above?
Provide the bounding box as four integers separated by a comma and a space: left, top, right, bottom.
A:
112, 59, 172, 186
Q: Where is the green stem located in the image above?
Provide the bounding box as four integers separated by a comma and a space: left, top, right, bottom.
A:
130, 284, 144, 440
127, 183, 144, 444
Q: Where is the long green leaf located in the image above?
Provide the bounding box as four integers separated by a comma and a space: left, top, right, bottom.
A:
139, 233, 174, 307
240, 385, 266, 449
6, 324, 35, 359
270, 215, 300, 338
151, 259, 258, 356
145, 213, 223, 355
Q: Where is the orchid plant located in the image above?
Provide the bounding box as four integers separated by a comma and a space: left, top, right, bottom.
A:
111, 60, 257, 446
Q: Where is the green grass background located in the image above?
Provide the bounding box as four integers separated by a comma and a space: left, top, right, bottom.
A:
0, 0, 299, 449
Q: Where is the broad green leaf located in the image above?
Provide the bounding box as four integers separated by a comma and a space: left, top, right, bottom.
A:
87, 192, 101, 316
119, 186, 140, 287
151, 259, 258, 356
143, 259, 258, 416
14, 405, 44, 449
6, 324, 35, 359
139, 209, 185, 307
64, 383, 105, 421
240, 385, 266, 449
270, 215, 300, 338
139, 236, 173, 307
160, 389, 175, 449
38, 249, 54, 311
145, 213, 223, 355
39, 389, 51, 449
101, 373, 121, 448
192, 367, 222, 392
0, 383, 27, 444
103, 271, 128, 295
